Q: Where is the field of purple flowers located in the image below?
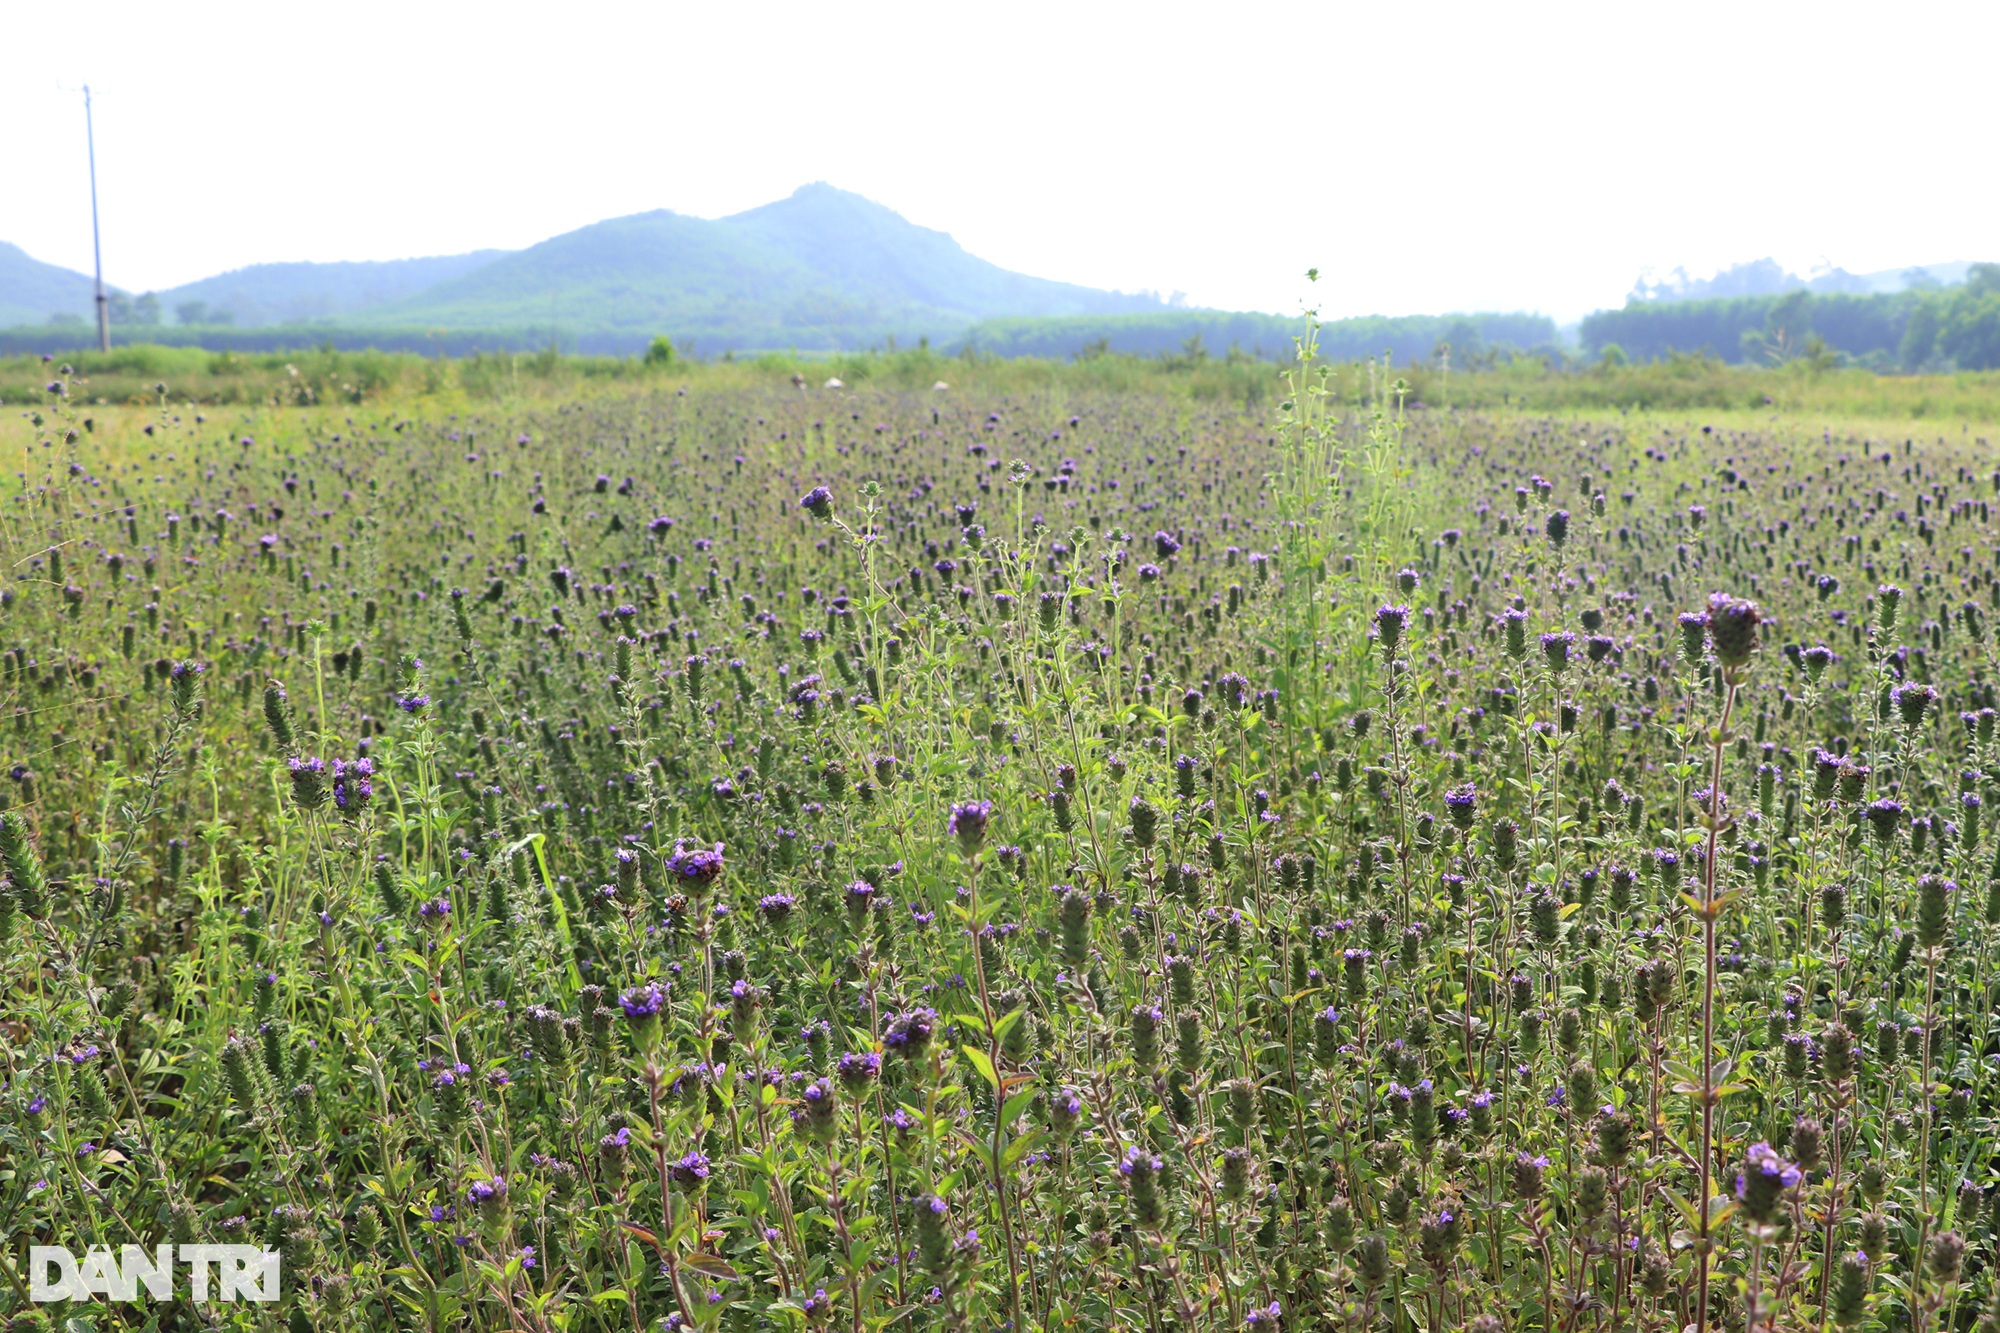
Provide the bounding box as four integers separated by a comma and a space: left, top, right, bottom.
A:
3, 352, 1999, 1333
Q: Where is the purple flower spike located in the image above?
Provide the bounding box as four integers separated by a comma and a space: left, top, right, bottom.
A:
948, 799, 994, 855
620, 982, 666, 1020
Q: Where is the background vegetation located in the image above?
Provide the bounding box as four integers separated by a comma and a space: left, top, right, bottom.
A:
1580, 268, 2000, 371
959, 313, 1558, 364
7, 342, 1999, 423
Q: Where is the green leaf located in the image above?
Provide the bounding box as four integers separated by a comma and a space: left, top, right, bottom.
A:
591, 1288, 630, 1305
1000, 1087, 1037, 1132
960, 1045, 999, 1090
683, 1253, 741, 1281
520, 834, 581, 993
958, 1133, 996, 1175
618, 1220, 662, 1252
1002, 1130, 1044, 1169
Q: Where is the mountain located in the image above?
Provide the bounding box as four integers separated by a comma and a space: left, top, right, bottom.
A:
358, 209, 822, 342
1632, 258, 1974, 304
363, 183, 1165, 349
0, 244, 508, 333
1800, 261, 1973, 296
12, 182, 1972, 360
1, 184, 1164, 350
155, 252, 510, 326
720, 184, 1154, 324
0, 242, 104, 328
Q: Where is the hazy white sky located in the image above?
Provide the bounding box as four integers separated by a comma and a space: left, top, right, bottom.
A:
5, 0, 1994, 323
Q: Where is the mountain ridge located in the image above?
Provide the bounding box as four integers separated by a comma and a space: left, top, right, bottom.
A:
0, 184, 1166, 350
2, 188, 1982, 357
158, 251, 512, 326
0, 241, 106, 328
1631, 258, 1974, 304
357, 183, 1166, 347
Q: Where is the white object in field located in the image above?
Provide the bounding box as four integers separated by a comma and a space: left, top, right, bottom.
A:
824, 377, 845, 390
932, 381, 949, 391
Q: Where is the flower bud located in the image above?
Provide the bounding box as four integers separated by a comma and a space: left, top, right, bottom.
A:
1127, 795, 1159, 849
1597, 1110, 1634, 1166
1128, 1004, 1161, 1070
1355, 1233, 1391, 1289
1326, 1196, 1355, 1250
1678, 611, 1709, 666
1877, 584, 1902, 632
1219, 1146, 1252, 1202
1916, 873, 1954, 949
1576, 1166, 1609, 1219
1831, 1252, 1870, 1326
1511, 1151, 1548, 1199
1176, 1014, 1205, 1074
1706, 593, 1760, 667
1929, 1231, 1967, 1287
1226, 1078, 1259, 1132
1804, 1036, 1845, 1106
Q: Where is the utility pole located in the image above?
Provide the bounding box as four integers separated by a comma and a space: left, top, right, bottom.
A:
85, 85, 109, 352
